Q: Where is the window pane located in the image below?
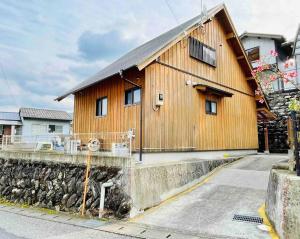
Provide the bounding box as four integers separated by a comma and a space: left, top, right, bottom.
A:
125, 90, 132, 105
133, 88, 141, 104
96, 99, 101, 116
55, 126, 63, 134
211, 102, 217, 114
246, 47, 259, 62
101, 97, 107, 116
203, 46, 208, 62
48, 125, 55, 133
205, 101, 211, 113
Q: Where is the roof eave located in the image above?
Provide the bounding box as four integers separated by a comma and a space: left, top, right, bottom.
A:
55, 65, 138, 101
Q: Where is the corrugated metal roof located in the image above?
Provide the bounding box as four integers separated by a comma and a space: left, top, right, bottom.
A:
0, 112, 21, 121
20, 108, 72, 121
56, 4, 224, 101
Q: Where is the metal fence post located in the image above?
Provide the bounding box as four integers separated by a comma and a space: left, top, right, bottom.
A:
291, 111, 300, 176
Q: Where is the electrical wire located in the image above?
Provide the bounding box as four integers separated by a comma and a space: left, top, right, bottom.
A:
164, 0, 180, 25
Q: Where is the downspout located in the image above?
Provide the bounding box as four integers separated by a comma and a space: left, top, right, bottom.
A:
119, 70, 143, 162
99, 180, 114, 218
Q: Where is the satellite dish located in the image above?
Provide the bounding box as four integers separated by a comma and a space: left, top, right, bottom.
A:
88, 138, 101, 152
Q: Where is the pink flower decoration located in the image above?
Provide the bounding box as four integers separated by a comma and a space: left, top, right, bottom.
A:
269, 75, 277, 81
288, 71, 297, 78
270, 50, 278, 57
284, 62, 289, 68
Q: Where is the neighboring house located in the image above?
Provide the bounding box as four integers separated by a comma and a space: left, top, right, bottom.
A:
240, 31, 300, 153
57, 4, 273, 161
0, 112, 22, 142
240, 32, 294, 91
19, 108, 72, 136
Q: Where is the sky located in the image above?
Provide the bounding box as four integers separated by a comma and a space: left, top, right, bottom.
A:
0, 0, 300, 112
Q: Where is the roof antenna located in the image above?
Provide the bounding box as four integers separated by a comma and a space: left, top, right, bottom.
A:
199, 0, 207, 34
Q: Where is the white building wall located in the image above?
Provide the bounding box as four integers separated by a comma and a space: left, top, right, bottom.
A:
21, 119, 71, 136
241, 36, 296, 91
241, 37, 277, 68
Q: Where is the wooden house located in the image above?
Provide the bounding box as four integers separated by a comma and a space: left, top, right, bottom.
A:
57, 4, 273, 161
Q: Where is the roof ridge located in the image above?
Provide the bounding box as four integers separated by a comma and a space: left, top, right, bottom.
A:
56, 3, 226, 101
20, 107, 69, 113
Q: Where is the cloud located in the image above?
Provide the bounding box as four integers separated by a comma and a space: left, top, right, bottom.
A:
0, 0, 300, 114
77, 30, 136, 61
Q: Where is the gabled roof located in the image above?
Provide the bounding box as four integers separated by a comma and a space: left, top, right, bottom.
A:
240, 32, 286, 42
20, 108, 72, 121
56, 4, 228, 101
0, 112, 21, 121
56, 4, 269, 108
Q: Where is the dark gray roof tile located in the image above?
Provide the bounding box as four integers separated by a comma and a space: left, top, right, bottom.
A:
20, 108, 72, 121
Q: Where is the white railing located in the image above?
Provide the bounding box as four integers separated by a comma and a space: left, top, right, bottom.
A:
1, 131, 134, 157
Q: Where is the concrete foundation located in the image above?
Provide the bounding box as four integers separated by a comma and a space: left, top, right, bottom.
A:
266, 168, 300, 239
133, 149, 256, 164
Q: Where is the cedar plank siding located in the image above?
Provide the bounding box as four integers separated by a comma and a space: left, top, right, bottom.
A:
143, 17, 257, 150
73, 17, 258, 151
73, 68, 145, 150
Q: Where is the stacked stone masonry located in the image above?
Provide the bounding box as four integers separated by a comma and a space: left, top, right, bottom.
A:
0, 158, 131, 218
259, 89, 300, 153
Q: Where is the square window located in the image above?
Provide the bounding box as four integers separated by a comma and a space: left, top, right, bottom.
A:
125, 87, 141, 105
49, 125, 55, 133
49, 125, 63, 134
96, 97, 108, 116
246, 47, 260, 62
189, 37, 216, 67
205, 100, 217, 115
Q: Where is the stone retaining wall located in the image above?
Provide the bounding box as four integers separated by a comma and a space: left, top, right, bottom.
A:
260, 89, 300, 153
0, 151, 240, 219
0, 152, 133, 218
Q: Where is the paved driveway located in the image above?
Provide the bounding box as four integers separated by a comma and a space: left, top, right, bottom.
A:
132, 154, 288, 239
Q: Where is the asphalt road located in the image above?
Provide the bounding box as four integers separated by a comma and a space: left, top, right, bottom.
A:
0, 208, 132, 239
133, 154, 288, 239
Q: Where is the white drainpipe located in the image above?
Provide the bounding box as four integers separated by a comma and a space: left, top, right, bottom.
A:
99, 180, 114, 218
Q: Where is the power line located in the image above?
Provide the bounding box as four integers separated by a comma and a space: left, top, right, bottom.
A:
0, 61, 19, 108
164, 0, 180, 25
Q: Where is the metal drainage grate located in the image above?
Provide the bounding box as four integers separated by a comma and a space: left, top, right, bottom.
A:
233, 214, 263, 224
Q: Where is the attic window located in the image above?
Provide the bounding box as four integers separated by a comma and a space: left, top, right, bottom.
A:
245, 47, 260, 62
189, 37, 216, 67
